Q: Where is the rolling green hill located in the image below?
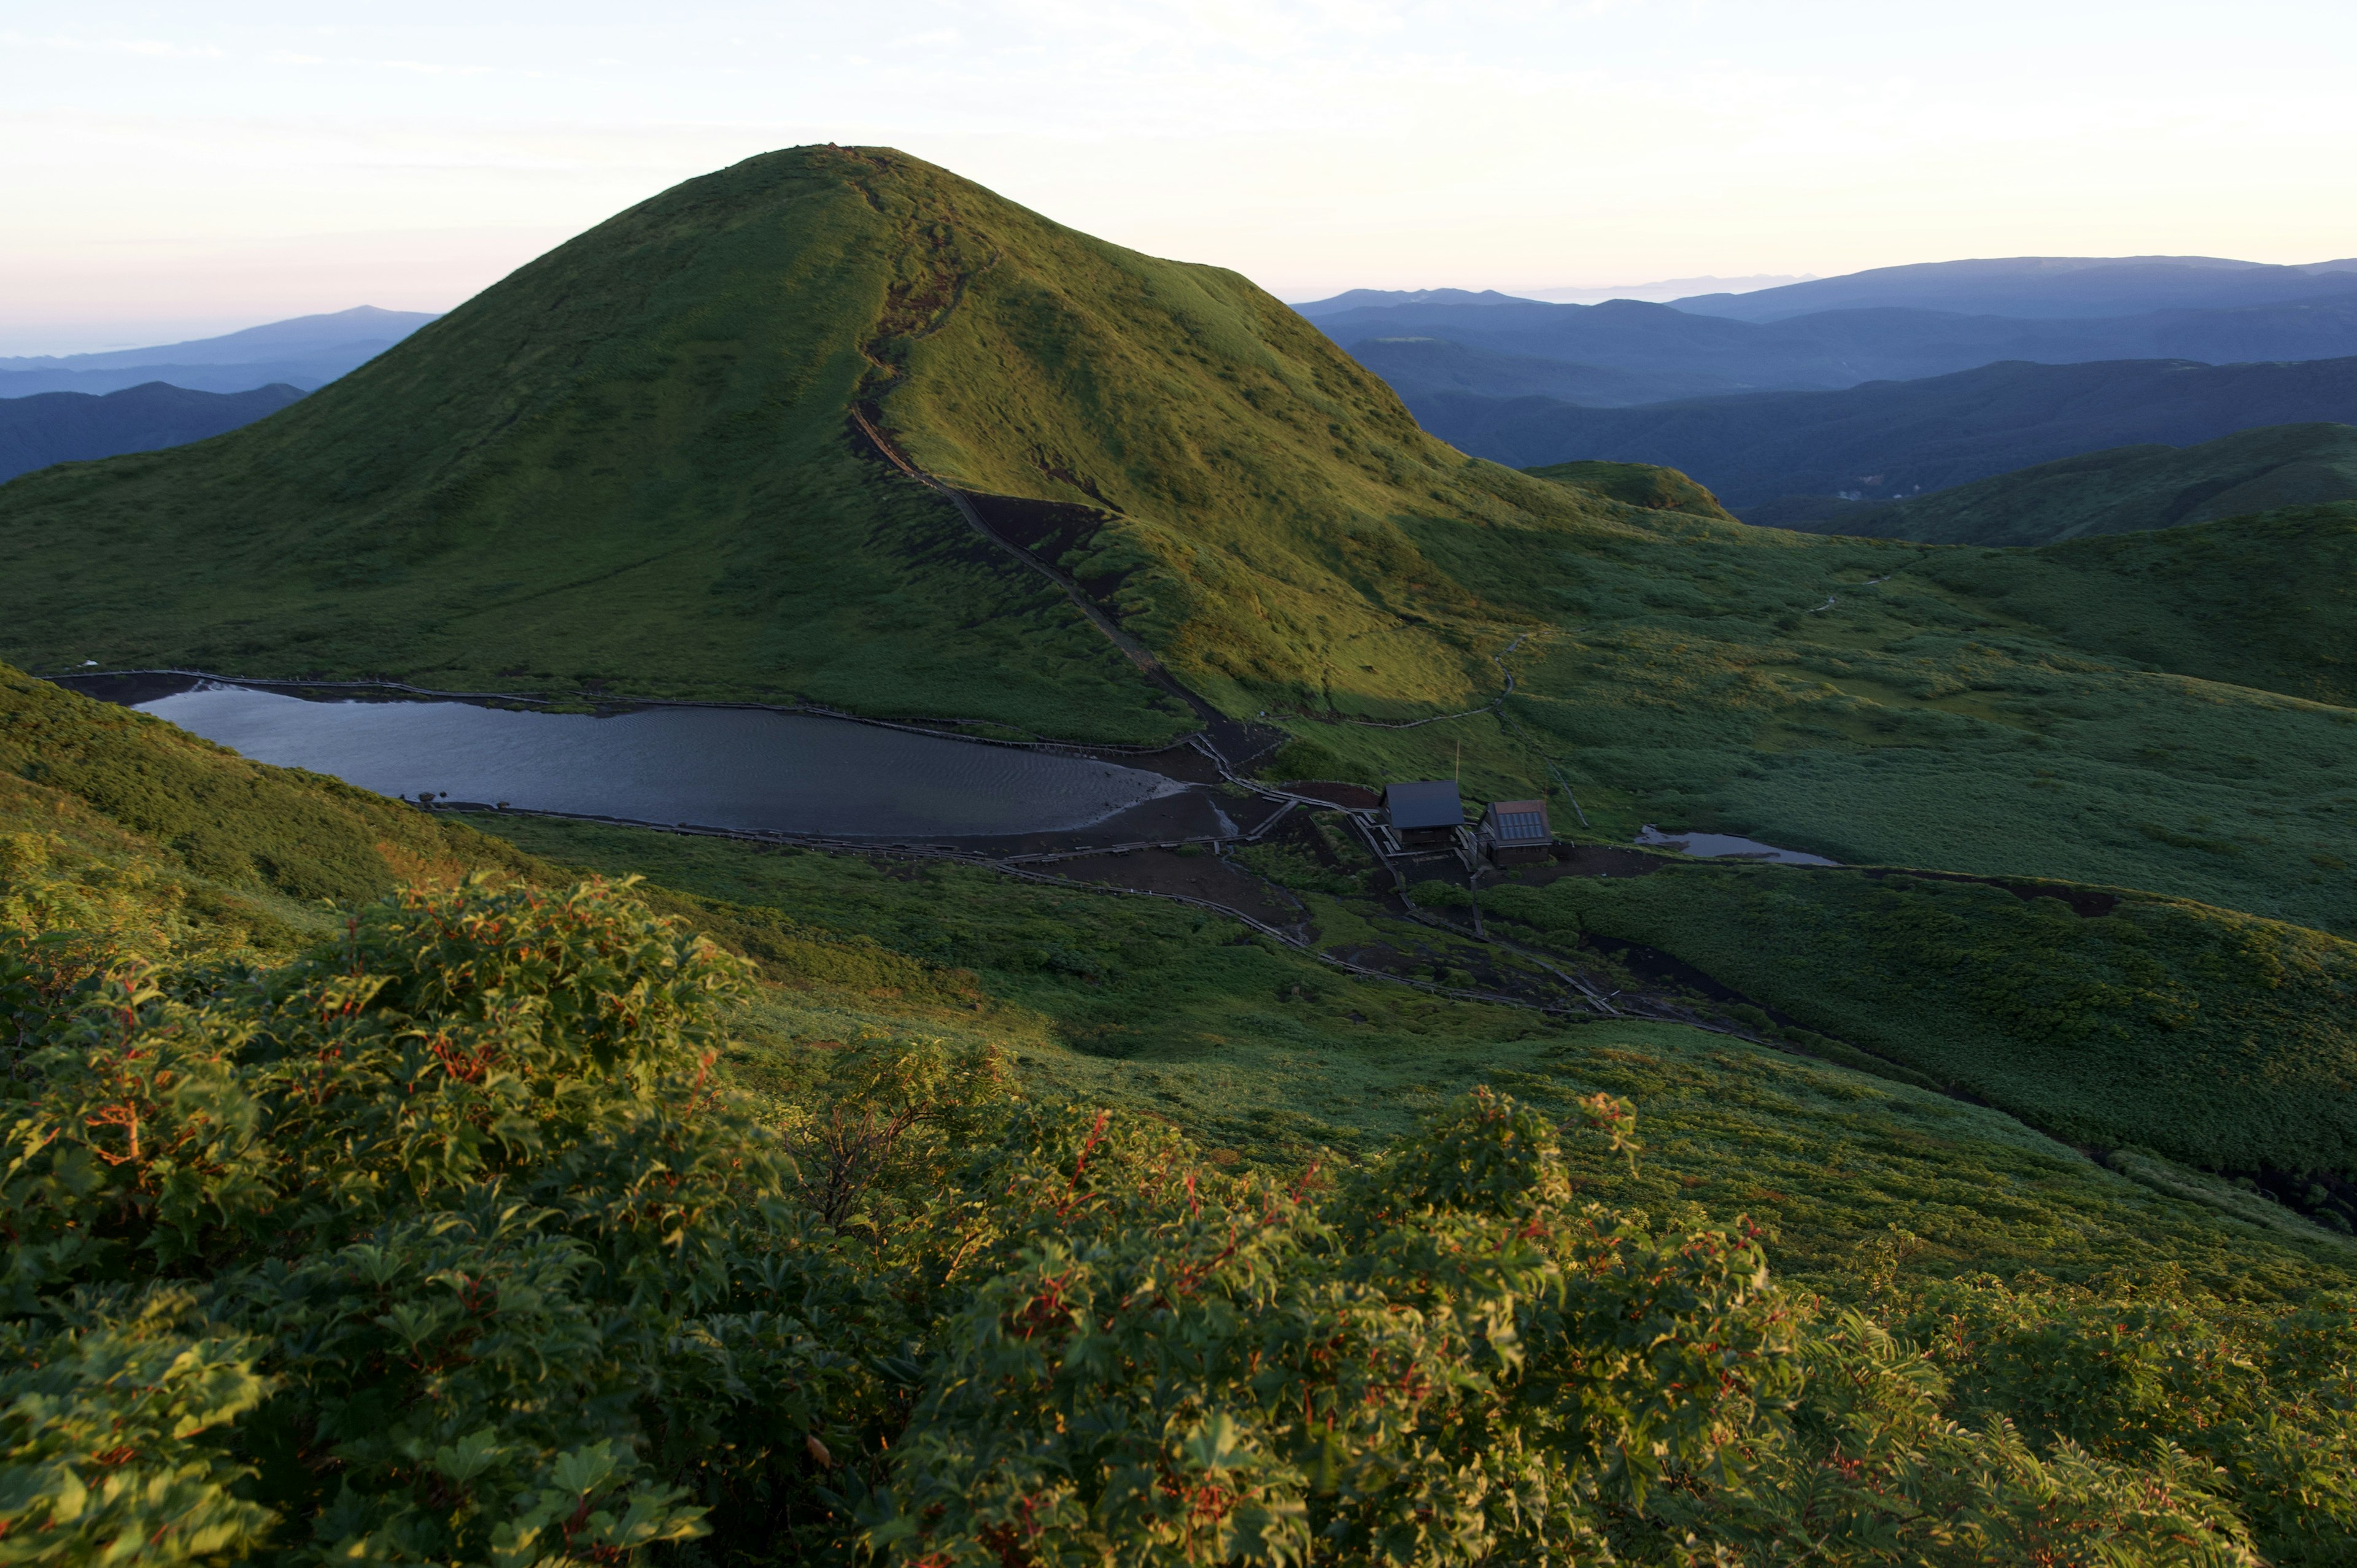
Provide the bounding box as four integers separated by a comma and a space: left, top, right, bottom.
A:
0, 145, 1639, 740
1770, 422, 2357, 544
1521, 458, 1738, 519
2, 149, 2354, 936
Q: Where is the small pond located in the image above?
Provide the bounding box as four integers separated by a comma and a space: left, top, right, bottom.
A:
1634, 824, 1838, 867
122, 680, 1203, 843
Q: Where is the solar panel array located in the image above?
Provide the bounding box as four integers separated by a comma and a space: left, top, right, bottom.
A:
1488, 800, 1550, 843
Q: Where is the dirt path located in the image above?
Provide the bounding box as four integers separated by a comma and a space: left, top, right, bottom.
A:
848, 405, 1282, 770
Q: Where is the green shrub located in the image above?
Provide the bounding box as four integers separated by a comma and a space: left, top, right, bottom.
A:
5, 876, 2353, 1566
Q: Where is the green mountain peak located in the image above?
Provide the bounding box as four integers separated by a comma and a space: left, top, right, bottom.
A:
0, 145, 1636, 741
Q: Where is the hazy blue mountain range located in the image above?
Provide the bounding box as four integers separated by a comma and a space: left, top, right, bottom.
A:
1414, 355, 2357, 508
1671, 254, 2357, 322
1344, 336, 1720, 406
1314, 292, 2357, 404
0, 380, 306, 482
1291, 288, 1540, 317
1754, 422, 2357, 545
1291, 278, 1815, 312
0, 306, 438, 396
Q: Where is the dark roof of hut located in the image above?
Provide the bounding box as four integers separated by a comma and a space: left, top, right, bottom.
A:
1385, 780, 1465, 830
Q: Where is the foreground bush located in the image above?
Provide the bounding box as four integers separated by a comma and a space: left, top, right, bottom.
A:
0, 875, 2347, 1565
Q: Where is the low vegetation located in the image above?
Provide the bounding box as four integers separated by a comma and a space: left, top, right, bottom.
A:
4, 862, 2354, 1567
1771, 422, 2357, 545
5, 674, 2356, 1564
1474, 859, 2357, 1189
1, 138, 2353, 1562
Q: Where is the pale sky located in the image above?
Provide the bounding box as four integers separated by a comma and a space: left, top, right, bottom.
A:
6, 0, 2356, 353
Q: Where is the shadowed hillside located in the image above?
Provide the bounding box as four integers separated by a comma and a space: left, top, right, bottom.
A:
1767, 423, 2357, 544
0, 380, 304, 482
1411, 355, 2357, 506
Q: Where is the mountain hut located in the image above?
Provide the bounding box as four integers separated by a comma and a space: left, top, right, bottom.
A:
1481, 798, 1553, 865
1383, 779, 1466, 851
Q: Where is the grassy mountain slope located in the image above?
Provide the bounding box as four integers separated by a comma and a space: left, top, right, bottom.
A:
0, 150, 1202, 742
1471, 859, 2357, 1182
1524, 458, 1738, 519
1773, 423, 2357, 544
1, 150, 2351, 934
1293, 500, 2357, 934
0, 145, 1639, 735
1911, 504, 2357, 705
0, 662, 535, 923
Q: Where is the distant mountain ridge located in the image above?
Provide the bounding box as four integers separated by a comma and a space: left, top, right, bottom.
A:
1415, 355, 2357, 508
1312, 292, 2357, 406
1295, 276, 1814, 312
0, 306, 439, 396
1291, 288, 1544, 317
0, 381, 305, 482
1761, 423, 2357, 546
1671, 255, 2357, 322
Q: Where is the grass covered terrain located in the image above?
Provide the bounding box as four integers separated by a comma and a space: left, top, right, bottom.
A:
1470, 859, 2357, 1183
8, 673, 2357, 1564
0, 155, 1194, 743
1773, 422, 2357, 545
2, 151, 2352, 941
0, 662, 535, 958
1916, 501, 2357, 706
1312, 498, 2357, 935
474, 813, 2357, 1295
7, 665, 2342, 1300
1520, 458, 1737, 519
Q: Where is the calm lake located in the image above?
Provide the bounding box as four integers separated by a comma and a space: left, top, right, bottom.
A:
129, 681, 1199, 842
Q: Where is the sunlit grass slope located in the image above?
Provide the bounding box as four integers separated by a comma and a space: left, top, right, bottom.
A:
0, 663, 536, 954
0, 152, 1193, 743
0, 149, 2350, 930
0, 144, 1646, 733
1521, 458, 1738, 520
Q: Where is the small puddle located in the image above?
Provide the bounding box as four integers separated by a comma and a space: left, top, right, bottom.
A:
1635, 824, 1838, 867
110, 679, 1218, 843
